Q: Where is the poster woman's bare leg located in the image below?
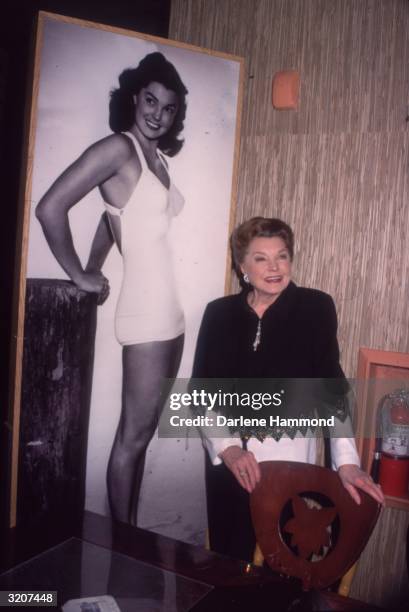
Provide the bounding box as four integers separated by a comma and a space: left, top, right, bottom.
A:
107, 335, 184, 524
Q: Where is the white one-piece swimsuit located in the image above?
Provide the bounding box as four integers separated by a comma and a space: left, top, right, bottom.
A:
103, 131, 185, 345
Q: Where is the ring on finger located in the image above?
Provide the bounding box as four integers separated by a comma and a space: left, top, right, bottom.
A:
239, 470, 246, 477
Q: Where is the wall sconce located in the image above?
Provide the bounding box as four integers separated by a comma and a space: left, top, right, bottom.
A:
272, 70, 300, 110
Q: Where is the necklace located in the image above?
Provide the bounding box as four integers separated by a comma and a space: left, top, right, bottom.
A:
253, 318, 262, 351
247, 292, 262, 351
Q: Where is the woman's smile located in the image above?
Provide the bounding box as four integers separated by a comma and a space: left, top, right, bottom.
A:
264, 274, 284, 283
145, 118, 161, 130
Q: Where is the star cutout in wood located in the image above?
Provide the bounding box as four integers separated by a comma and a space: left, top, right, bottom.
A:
283, 495, 338, 560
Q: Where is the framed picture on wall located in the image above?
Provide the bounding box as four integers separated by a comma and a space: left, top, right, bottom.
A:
9, 10, 244, 537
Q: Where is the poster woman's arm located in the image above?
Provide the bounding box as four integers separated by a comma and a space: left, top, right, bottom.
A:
36, 135, 130, 295
85, 212, 114, 304
86, 212, 114, 272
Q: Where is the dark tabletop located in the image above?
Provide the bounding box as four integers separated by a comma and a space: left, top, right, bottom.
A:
0, 510, 383, 611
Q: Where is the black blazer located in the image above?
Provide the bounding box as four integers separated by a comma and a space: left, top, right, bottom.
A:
192, 281, 346, 380
191, 282, 350, 435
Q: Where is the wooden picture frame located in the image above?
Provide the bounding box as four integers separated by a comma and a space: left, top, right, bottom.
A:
9, 11, 244, 530
356, 347, 409, 510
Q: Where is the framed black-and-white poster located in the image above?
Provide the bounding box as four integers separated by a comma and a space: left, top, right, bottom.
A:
10, 11, 243, 543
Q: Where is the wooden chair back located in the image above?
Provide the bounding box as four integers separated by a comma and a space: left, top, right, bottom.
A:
250, 461, 380, 590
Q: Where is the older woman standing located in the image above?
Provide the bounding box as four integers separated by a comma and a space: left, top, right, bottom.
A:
192, 217, 384, 561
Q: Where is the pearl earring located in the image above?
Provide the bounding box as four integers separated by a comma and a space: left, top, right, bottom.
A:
243, 273, 249, 283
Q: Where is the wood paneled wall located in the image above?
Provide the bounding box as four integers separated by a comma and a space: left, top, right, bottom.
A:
170, 0, 409, 378
170, 0, 409, 606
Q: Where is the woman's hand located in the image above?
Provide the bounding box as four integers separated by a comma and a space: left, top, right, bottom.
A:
338, 464, 385, 506
75, 270, 110, 305
220, 446, 261, 493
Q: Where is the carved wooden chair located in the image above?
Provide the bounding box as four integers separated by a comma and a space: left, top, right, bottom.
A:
250, 461, 380, 591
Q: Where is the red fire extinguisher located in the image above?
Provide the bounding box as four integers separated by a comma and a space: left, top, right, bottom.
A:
372, 389, 409, 498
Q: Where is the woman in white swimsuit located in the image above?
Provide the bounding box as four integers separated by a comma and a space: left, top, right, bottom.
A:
36, 52, 188, 524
